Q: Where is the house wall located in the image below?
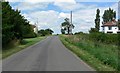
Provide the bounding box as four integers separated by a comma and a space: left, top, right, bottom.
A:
34, 27, 38, 34
103, 26, 119, 34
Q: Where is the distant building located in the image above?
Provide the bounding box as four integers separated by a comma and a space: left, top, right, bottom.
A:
31, 24, 38, 34
101, 20, 120, 34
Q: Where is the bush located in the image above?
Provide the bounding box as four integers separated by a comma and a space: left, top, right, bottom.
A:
74, 32, 84, 35
89, 32, 118, 45
62, 34, 118, 70
23, 32, 37, 38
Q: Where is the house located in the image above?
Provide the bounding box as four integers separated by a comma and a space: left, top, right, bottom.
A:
31, 24, 38, 34
101, 20, 120, 34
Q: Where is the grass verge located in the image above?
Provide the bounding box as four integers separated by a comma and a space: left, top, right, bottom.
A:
2, 36, 46, 59
59, 35, 116, 71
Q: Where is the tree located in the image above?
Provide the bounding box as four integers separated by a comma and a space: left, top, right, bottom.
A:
118, 19, 120, 29
45, 29, 54, 35
38, 29, 45, 36
38, 28, 54, 36
89, 9, 100, 33
61, 29, 65, 34
61, 18, 74, 34
102, 8, 116, 23
2, 2, 35, 48
74, 31, 84, 35
2, 2, 15, 47
95, 9, 100, 32
89, 28, 98, 33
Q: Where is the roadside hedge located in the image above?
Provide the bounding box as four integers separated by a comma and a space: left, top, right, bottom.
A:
89, 32, 118, 45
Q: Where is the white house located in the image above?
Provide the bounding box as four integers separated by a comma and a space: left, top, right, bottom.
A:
101, 20, 120, 34
31, 25, 38, 34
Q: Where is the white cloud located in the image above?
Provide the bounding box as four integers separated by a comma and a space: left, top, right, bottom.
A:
5, 0, 24, 2
75, 0, 119, 2
5, 0, 119, 2
54, 2, 79, 11
58, 12, 69, 18
55, 0, 76, 3
12, 2, 49, 11
6, 0, 76, 3
54, 2, 98, 12
10, 1, 118, 34
22, 10, 62, 34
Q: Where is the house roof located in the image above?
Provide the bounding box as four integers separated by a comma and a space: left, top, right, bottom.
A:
102, 20, 117, 27
31, 25, 36, 28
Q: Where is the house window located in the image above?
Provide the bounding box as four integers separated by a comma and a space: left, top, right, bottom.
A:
119, 27, 120, 30
108, 26, 112, 30
117, 30, 120, 33
103, 27, 104, 30
107, 31, 113, 33
117, 31, 120, 33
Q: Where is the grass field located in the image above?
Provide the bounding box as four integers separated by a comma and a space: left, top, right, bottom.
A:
2, 36, 46, 59
60, 34, 118, 71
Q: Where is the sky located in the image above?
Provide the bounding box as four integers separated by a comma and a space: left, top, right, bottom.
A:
6, 0, 119, 34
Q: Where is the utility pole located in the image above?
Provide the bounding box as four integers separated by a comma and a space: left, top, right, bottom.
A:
71, 11, 72, 25
70, 11, 73, 34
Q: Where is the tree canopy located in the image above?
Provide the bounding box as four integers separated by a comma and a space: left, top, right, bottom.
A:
95, 9, 100, 32
89, 9, 100, 33
102, 8, 116, 23
38, 28, 54, 36
2, 2, 36, 48
61, 18, 74, 34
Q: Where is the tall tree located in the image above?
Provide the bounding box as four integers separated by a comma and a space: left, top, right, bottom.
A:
2, 2, 35, 48
95, 9, 100, 32
102, 8, 116, 23
2, 2, 15, 46
61, 18, 74, 34
118, 19, 120, 31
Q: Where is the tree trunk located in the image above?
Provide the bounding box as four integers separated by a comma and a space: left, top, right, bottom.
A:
68, 27, 70, 35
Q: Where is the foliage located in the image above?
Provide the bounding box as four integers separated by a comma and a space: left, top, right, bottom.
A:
102, 8, 116, 23
61, 29, 65, 34
45, 28, 54, 34
89, 32, 118, 45
74, 31, 84, 35
2, 2, 35, 48
61, 18, 74, 34
95, 9, 100, 32
89, 28, 98, 33
60, 35, 116, 71
89, 9, 100, 33
118, 19, 120, 29
60, 33, 118, 71
38, 28, 54, 36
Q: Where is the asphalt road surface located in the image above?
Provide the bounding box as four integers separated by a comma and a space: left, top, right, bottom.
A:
3, 36, 95, 71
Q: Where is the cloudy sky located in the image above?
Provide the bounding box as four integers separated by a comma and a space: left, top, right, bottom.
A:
7, 0, 119, 34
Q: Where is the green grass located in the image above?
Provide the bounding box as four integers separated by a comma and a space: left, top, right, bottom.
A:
59, 35, 117, 71
2, 36, 46, 59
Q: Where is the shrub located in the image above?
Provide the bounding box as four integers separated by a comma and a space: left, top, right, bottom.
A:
23, 32, 37, 38
89, 32, 118, 45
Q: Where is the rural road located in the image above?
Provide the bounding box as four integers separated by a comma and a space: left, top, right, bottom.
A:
2, 36, 94, 71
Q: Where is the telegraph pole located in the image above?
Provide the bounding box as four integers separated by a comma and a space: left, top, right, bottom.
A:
71, 11, 72, 24
70, 11, 73, 34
